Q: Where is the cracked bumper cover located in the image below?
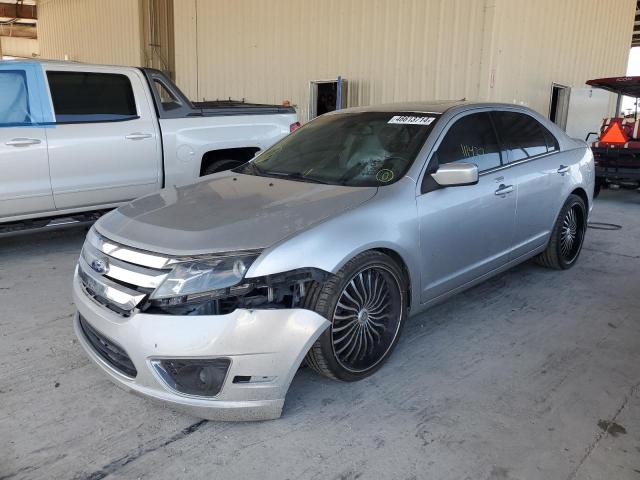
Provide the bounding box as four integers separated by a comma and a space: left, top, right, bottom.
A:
72, 272, 330, 421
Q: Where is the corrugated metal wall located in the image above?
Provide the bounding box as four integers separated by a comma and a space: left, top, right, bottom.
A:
175, 0, 491, 119
38, 0, 142, 66
1, 37, 39, 58
486, 0, 635, 112
174, 0, 635, 119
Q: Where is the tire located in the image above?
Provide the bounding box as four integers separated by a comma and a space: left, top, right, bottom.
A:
202, 159, 244, 176
535, 194, 587, 270
304, 251, 408, 381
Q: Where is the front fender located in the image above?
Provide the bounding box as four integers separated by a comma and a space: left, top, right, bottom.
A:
246, 179, 421, 311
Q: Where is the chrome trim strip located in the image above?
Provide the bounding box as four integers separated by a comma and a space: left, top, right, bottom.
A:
479, 150, 561, 176
87, 228, 171, 269
78, 256, 146, 311
82, 242, 168, 289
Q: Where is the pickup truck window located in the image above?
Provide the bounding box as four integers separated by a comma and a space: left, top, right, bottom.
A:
47, 71, 138, 123
0, 70, 32, 126
152, 79, 182, 112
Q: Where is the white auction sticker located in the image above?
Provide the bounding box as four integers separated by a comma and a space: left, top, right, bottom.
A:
388, 115, 436, 125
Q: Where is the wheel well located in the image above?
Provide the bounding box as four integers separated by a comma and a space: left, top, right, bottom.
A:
199, 147, 260, 176
571, 187, 589, 211
371, 248, 412, 311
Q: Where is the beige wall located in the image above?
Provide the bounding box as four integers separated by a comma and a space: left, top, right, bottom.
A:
174, 0, 635, 119
38, 0, 143, 66
1, 37, 39, 58
486, 0, 635, 113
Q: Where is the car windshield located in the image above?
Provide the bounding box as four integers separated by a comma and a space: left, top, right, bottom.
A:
236, 111, 439, 187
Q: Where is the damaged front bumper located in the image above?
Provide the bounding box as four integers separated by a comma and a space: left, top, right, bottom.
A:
72, 272, 329, 421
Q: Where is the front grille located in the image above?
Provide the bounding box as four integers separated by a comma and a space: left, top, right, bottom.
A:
77, 229, 170, 316
79, 315, 138, 377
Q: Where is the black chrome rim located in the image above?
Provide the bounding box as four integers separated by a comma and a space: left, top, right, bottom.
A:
560, 204, 585, 263
331, 266, 403, 373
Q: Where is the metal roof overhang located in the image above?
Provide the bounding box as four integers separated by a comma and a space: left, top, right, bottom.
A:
586, 76, 640, 97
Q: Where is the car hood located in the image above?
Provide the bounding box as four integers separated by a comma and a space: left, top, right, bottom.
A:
95, 173, 377, 256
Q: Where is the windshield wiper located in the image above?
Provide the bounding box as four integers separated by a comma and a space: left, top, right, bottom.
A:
265, 171, 331, 185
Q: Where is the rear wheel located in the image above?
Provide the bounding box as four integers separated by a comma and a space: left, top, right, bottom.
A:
535, 194, 587, 270
304, 251, 408, 381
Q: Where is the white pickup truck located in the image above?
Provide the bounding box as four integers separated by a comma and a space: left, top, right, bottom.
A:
0, 60, 299, 234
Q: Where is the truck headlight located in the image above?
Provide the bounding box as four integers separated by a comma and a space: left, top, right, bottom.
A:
151, 252, 260, 300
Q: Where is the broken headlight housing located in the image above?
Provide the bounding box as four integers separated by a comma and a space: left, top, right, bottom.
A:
151, 252, 260, 301
143, 265, 331, 316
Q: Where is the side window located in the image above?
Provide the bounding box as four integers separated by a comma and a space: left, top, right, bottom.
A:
542, 127, 559, 152
491, 111, 549, 162
436, 112, 501, 172
152, 79, 182, 112
47, 71, 137, 123
0, 70, 32, 126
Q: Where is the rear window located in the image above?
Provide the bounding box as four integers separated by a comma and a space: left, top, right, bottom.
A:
47, 71, 137, 123
491, 111, 557, 162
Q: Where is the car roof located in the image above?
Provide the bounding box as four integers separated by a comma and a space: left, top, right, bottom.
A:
328, 101, 537, 116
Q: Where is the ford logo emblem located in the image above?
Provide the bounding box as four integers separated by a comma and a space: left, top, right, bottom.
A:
91, 258, 109, 274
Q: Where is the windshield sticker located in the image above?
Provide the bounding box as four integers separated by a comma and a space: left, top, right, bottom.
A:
388, 115, 436, 125
376, 169, 395, 183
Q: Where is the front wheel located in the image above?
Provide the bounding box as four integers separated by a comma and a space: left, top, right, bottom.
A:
535, 194, 587, 270
304, 251, 408, 381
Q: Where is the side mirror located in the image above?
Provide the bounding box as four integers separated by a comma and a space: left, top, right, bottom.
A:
431, 162, 478, 187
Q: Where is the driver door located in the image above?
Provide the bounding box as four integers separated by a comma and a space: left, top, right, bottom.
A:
416, 111, 517, 303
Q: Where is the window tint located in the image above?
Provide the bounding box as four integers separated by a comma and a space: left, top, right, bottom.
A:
491, 111, 549, 162
0, 70, 32, 126
542, 127, 559, 152
47, 71, 137, 123
436, 112, 501, 172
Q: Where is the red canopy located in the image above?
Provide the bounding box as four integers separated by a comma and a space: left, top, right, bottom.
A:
586, 76, 640, 98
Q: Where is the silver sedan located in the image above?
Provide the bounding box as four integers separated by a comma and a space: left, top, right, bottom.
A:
73, 102, 594, 420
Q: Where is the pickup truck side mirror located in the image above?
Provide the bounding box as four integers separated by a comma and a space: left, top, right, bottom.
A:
431, 162, 479, 187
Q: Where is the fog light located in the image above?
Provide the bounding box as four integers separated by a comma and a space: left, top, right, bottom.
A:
152, 358, 231, 397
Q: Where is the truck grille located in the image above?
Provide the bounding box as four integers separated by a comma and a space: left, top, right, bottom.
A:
78, 314, 137, 377
77, 228, 171, 316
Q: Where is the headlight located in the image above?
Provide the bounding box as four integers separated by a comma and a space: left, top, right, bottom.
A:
151, 252, 260, 300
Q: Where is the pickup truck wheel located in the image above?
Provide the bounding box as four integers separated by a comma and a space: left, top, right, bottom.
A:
202, 159, 244, 176
303, 251, 408, 381
535, 194, 586, 270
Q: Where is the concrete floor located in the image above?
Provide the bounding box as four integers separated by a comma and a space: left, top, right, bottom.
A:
1, 189, 639, 480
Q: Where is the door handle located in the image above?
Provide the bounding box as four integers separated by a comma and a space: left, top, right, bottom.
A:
125, 133, 152, 140
557, 165, 570, 174
494, 184, 514, 196
5, 137, 41, 147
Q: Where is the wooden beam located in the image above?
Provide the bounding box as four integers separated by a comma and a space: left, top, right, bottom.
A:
0, 23, 37, 39
0, 2, 37, 20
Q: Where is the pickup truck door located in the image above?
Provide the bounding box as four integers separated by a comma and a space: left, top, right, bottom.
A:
43, 66, 161, 210
0, 63, 55, 219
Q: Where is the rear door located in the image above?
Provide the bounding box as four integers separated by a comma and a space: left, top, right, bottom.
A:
0, 63, 54, 219
417, 111, 517, 302
44, 66, 161, 210
491, 111, 565, 257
